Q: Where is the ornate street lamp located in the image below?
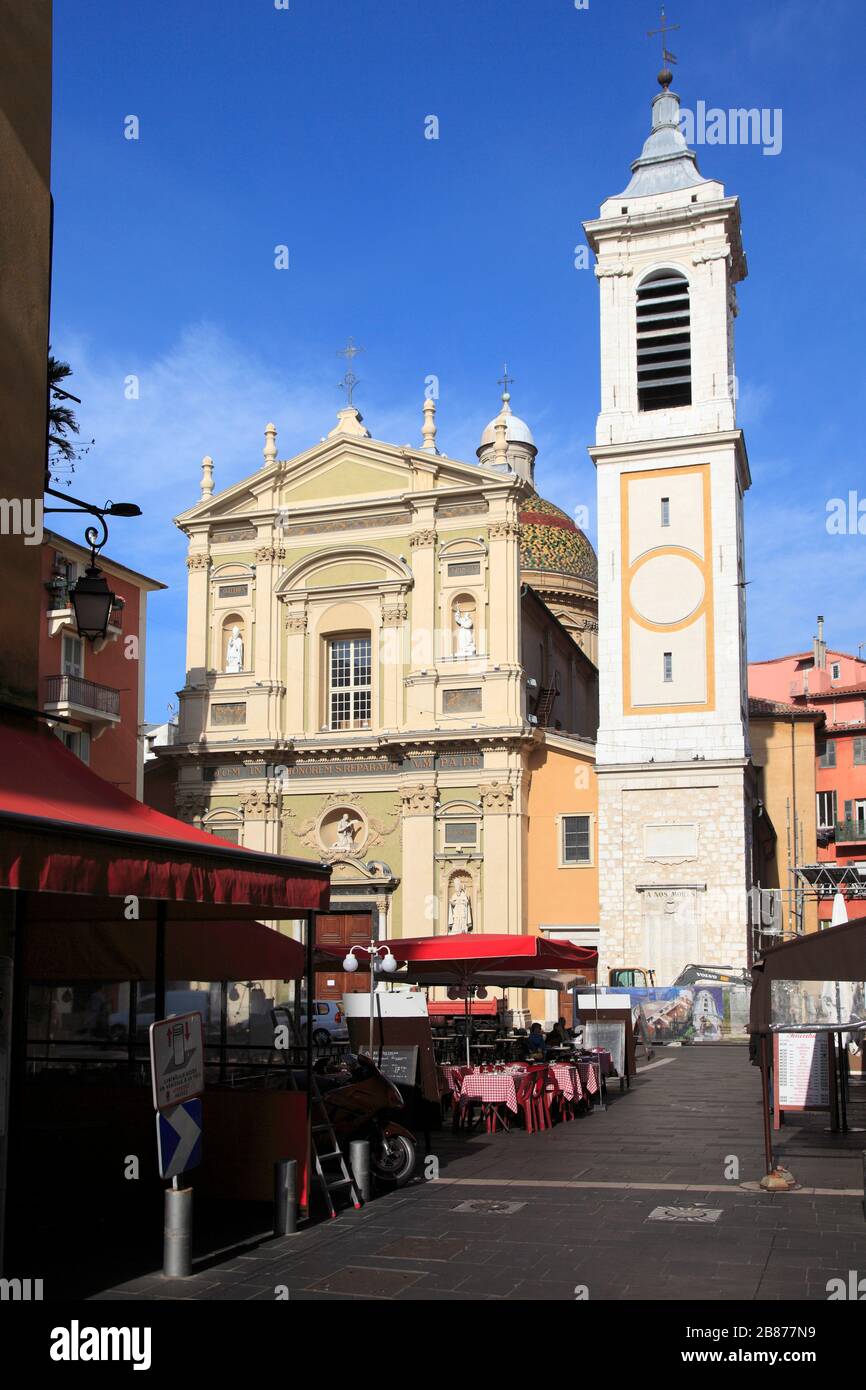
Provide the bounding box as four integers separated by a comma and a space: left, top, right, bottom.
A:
342, 941, 400, 1062
43, 487, 141, 641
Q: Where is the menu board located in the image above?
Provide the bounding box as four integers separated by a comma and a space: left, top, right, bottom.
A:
774, 1031, 830, 1126
358, 1044, 419, 1086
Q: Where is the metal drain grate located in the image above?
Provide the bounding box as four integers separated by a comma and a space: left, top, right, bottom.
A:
452, 1199, 527, 1214
646, 1205, 722, 1224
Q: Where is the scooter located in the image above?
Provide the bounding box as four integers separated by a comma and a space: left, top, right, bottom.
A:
311, 1052, 417, 1188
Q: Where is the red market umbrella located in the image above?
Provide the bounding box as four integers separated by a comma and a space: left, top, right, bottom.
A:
317, 934, 598, 1062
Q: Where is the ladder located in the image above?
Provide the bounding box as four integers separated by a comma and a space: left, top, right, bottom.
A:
271, 1007, 362, 1218
534, 685, 557, 727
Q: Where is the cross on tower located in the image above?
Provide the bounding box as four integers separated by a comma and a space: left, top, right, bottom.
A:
497, 364, 514, 398
337, 338, 364, 405
647, 6, 679, 69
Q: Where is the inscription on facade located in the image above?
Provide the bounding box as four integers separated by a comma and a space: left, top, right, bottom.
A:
211, 702, 247, 726
442, 688, 482, 714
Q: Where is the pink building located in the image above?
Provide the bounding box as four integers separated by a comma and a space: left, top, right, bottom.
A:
749, 617, 866, 923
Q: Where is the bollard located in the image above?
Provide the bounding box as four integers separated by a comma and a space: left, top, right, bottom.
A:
350, 1139, 371, 1203
273, 1158, 298, 1236
163, 1184, 193, 1278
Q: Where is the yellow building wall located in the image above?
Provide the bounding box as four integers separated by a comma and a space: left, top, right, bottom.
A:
749, 715, 819, 935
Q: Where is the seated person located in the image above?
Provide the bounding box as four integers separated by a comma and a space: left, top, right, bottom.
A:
526, 1022, 548, 1059
546, 1016, 573, 1048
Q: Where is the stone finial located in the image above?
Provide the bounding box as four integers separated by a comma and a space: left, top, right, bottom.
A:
328, 405, 371, 439
493, 412, 508, 468
200, 456, 214, 499
263, 422, 278, 466
421, 397, 438, 454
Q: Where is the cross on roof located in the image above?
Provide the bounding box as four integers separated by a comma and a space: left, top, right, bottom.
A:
647, 6, 679, 68
497, 364, 515, 397
337, 338, 364, 404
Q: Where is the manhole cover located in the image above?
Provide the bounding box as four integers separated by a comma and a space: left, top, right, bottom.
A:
452, 1199, 526, 1214
306, 1266, 424, 1296
647, 1205, 722, 1224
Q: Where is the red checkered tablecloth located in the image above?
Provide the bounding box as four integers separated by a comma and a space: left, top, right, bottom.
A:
457, 1071, 522, 1114
549, 1063, 584, 1102
438, 1064, 466, 1097
577, 1060, 600, 1096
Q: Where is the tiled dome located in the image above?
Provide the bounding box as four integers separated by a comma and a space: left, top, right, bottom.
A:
519, 494, 598, 583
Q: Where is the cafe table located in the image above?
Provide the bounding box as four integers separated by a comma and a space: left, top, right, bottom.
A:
456, 1068, 523, 1119
548, 1062, 584, 1102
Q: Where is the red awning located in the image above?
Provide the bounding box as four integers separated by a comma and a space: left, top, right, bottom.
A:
23, 918, 306, 982
317, 933, 597, 981
0, 715, 329, 918
427, 999, 499, 1017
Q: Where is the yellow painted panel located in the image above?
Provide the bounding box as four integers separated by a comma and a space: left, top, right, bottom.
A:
282, 460, 405, 502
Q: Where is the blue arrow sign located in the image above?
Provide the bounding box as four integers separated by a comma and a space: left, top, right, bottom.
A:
156, 1098, 202, 1180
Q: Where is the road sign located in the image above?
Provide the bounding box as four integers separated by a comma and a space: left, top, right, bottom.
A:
156, 1098, 202, 1180
149, 1011, 204, 1110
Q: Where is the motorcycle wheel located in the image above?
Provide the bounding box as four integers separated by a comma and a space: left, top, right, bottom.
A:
370, 1133, 416, 1189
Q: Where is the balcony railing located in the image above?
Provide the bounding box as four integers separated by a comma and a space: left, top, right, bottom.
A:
45, 674, 121, 717
835, 818, 866, 845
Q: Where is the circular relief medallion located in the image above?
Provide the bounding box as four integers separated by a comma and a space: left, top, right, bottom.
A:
629, 554, 705, 626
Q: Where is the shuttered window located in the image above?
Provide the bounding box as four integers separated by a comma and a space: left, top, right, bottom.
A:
637, 270, 692, 411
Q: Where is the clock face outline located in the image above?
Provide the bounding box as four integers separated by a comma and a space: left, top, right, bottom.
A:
628, 550, 706, 628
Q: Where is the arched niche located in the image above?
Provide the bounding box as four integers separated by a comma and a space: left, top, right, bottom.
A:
451, 591, 478, 658
220, 612, 247, 672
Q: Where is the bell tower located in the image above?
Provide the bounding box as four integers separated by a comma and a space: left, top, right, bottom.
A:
584, 64, 754, 984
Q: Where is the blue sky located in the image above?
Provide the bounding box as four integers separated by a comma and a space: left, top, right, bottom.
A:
50, 0, 866, 722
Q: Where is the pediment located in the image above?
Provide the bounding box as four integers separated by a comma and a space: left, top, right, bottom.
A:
175, 424, 517, 531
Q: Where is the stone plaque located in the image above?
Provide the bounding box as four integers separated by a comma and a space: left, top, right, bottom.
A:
218, 583, 249, 598
644, 823, 698, 862
442, 688, 482, 715
211, 702, 246, 726
639, 887, 701, 986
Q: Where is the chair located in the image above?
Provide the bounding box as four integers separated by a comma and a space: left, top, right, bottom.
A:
533, 1067, 555, 1130
516, 1071, 538, 1133
452, 1069, 484, 1132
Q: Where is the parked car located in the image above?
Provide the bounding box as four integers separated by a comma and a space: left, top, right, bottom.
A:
108, 989, 211, 1043
301, 1000, 349, 1045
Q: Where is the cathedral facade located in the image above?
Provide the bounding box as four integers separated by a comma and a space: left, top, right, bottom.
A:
164, 393, 600, 961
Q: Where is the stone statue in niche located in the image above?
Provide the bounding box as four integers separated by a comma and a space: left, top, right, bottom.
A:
334, 812, 361, 853
225, 625, 244, 673
448, 881, 473, 934
453, 605, 476, 657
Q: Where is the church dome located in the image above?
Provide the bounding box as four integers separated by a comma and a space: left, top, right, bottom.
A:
479, 410, 536, 449
519, 494, 597, 583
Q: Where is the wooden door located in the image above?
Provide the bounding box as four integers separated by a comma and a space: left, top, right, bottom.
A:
314, 912, 373, 998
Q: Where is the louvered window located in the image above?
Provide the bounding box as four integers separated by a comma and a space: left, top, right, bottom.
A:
636, 269, 692, 411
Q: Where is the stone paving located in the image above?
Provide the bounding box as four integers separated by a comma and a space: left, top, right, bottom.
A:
90, 1045, 866, 1302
